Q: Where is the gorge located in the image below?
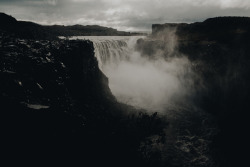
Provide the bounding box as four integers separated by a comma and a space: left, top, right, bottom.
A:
1, 13, 250, 167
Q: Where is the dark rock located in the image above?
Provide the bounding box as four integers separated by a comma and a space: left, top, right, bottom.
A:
140, 17, 250, 167
1, 34, 165, 166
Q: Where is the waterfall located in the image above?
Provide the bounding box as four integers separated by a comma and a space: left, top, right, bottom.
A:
91, 36, 144, 72
66, 36, 215, 166
69, 36, 143, 72
72, 36, 145, 73
92, 38, 130, 70
69, 36, 196, 113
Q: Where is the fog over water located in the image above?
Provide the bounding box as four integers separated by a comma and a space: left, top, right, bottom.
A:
71, 36, 200, 113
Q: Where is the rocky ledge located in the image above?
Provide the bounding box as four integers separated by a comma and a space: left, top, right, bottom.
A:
137, 18, 250, 166
0, 34, 165, 166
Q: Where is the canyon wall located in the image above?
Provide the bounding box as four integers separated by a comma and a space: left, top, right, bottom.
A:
139, 17, 250, 166
0, 34, 165, 166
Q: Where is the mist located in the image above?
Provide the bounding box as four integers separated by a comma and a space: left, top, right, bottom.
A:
81, 32, 201, 113
106, 54, 196, 112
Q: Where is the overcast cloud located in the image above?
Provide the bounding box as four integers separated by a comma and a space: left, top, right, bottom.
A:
1, 0, 250, 31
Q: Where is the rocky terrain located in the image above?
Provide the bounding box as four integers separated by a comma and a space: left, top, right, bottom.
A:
0, 33, 166, 166
136, 17, 250, 167
1, 13, 250, 167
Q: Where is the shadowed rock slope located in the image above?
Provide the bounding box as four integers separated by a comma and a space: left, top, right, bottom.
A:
137, 17, 250, 167
0, 34, 165, 166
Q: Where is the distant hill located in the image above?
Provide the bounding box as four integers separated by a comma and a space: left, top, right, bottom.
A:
0, 12, 135, 39
0, 12, 17, 25
44, 24, 130, 37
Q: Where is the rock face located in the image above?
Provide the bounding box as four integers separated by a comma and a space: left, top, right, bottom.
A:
0, 12, 17, 25
0, 35, 114, 111
0, 33, 166, 166
2, 13, 250, 166
152, 16, 250, 36
138, 17, 250, 167
0, 13, 166, 167
0, 34, 112, 159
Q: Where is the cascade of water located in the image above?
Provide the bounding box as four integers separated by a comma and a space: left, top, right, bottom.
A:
93, 39, 130, 70
70, 36, 195, 113
67, 36, 215, 166
69, 36, 143, 72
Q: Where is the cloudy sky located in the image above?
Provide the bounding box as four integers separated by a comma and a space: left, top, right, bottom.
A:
1, 0, 250, 31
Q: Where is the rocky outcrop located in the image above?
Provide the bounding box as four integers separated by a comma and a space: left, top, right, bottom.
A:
0, 34, 115, 159
177, 22, 250, 167
152, 17, 250, 40
0, 12, 17, 25
0, 33, 166, 166
140, 17, 250, 167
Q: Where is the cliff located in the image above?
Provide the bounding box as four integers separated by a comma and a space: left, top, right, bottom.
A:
0, 31, 165, 166
0, 34, 113, 159
152, 17, 250, 41
137, 17, 250, 167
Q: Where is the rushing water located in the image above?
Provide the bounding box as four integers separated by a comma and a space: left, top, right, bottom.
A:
69, 36, 143, 69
